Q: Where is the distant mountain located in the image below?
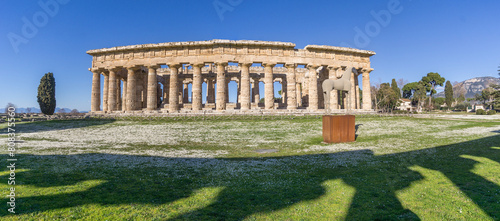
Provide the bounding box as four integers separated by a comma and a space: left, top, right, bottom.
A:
435, 76, 500, 98
0, 107, 77, 114
0, 107, 41, 113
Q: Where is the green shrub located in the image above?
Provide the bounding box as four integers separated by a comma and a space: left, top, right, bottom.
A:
476, 109, 486, 115
392, 110, 410, 114
486, 110, 496, 115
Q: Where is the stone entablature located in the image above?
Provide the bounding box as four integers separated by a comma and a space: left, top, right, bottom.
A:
87, 39, 375, 113
87, 39, 374, 69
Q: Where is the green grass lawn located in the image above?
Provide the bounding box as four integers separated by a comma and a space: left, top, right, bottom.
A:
1, 115, 499, 220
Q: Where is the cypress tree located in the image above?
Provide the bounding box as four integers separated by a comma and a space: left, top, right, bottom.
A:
444, 80, 453, 109
391, 79, 401, 99
37, 72, 56, 115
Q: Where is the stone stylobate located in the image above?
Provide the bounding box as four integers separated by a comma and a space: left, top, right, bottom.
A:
87, 39, 375, 113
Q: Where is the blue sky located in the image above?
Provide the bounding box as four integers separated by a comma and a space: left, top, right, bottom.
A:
1, 0, 499, 111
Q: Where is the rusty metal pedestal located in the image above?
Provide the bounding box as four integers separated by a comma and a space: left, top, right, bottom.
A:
322, 115, 355, 143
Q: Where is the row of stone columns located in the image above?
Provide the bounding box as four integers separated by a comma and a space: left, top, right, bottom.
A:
91, 64, 372, 112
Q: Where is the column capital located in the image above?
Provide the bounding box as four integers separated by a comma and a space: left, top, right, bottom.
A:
306, 64, 320, 70
126, 66, 140, 71
147, 65, 160, 70
262, 63, 276, 67
90, 68, 103, 74
192, 63, 205, 68
215, 62, 228, 66
239, 62, 252, 67
362, 68, 374, 73
168, 63, 182, 69
108, 67, 123, 73
327, 65, 341, 70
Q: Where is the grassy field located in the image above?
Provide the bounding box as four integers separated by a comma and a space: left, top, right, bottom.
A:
1, 115, 499, 220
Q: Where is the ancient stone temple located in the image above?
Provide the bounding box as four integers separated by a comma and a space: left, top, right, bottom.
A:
87, 39, 375, 114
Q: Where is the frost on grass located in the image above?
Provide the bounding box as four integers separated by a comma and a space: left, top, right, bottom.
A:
7, 116, 499, 159
13, 119, 319, 156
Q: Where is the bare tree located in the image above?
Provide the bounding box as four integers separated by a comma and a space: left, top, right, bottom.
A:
397, 78, 408, 94
26, 107, 32, 114
5, 103, 16, 114
371, 85, 380, 110
70, 109, 79, 115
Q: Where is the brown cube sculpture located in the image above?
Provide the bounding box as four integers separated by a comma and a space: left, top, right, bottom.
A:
322, 115, 356, 143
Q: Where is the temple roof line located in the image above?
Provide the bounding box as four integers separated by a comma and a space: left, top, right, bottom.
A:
86, 39, 375, 56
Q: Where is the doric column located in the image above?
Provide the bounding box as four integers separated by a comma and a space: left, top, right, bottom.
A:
207, 78, 215, 103
102, 72, 109, 112
122, 77, 127, 111
307, 64, 319, 110
350, 70, 356, 109
328, 66, 340, 110
362, 68, 373, 110
263, 63, 275, 110
147, 65, 159, 110
116, 80, 121, 110
282, 80, 287, 105
296, 83, 301, 107
192, 63, 204, 111
250, 79, 255, 103
162, 80, 169, 104
91, 69, 101, 112
126, 67, 137, 111
302, 77, 309, 107
157, 83, 162, 108
237, 80, 240, 104
239, 63, 252, 110
285, 63, 297, 110
216, 62, 227, 111
108, 68, 118, 111
355, 75, 360, 109
183, 83, 189, 103
253, 78, 260, 105
225, 79, 229, 104
169, 64, 181, 112
134, 71, 143, 109
318, 67, 325, 109
178, 83, 183, 105
142, 70, 148, 109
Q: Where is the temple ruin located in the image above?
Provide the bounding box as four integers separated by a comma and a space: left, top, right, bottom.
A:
87, 39, 375, 114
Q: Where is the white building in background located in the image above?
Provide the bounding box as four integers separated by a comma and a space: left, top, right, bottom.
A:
396, 98, 415, 111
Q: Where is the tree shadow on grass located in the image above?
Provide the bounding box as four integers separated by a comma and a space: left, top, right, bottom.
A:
1, 135, 499, 220
0, 119, 116, 134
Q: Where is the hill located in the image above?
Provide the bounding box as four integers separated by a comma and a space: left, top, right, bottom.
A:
435, 76, 500, 98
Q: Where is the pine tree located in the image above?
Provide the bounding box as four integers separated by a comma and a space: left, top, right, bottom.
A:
421, 72, 445, 110
391, 79, 401, 99
37, 72, 56, 115
444, 80, 453, 109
